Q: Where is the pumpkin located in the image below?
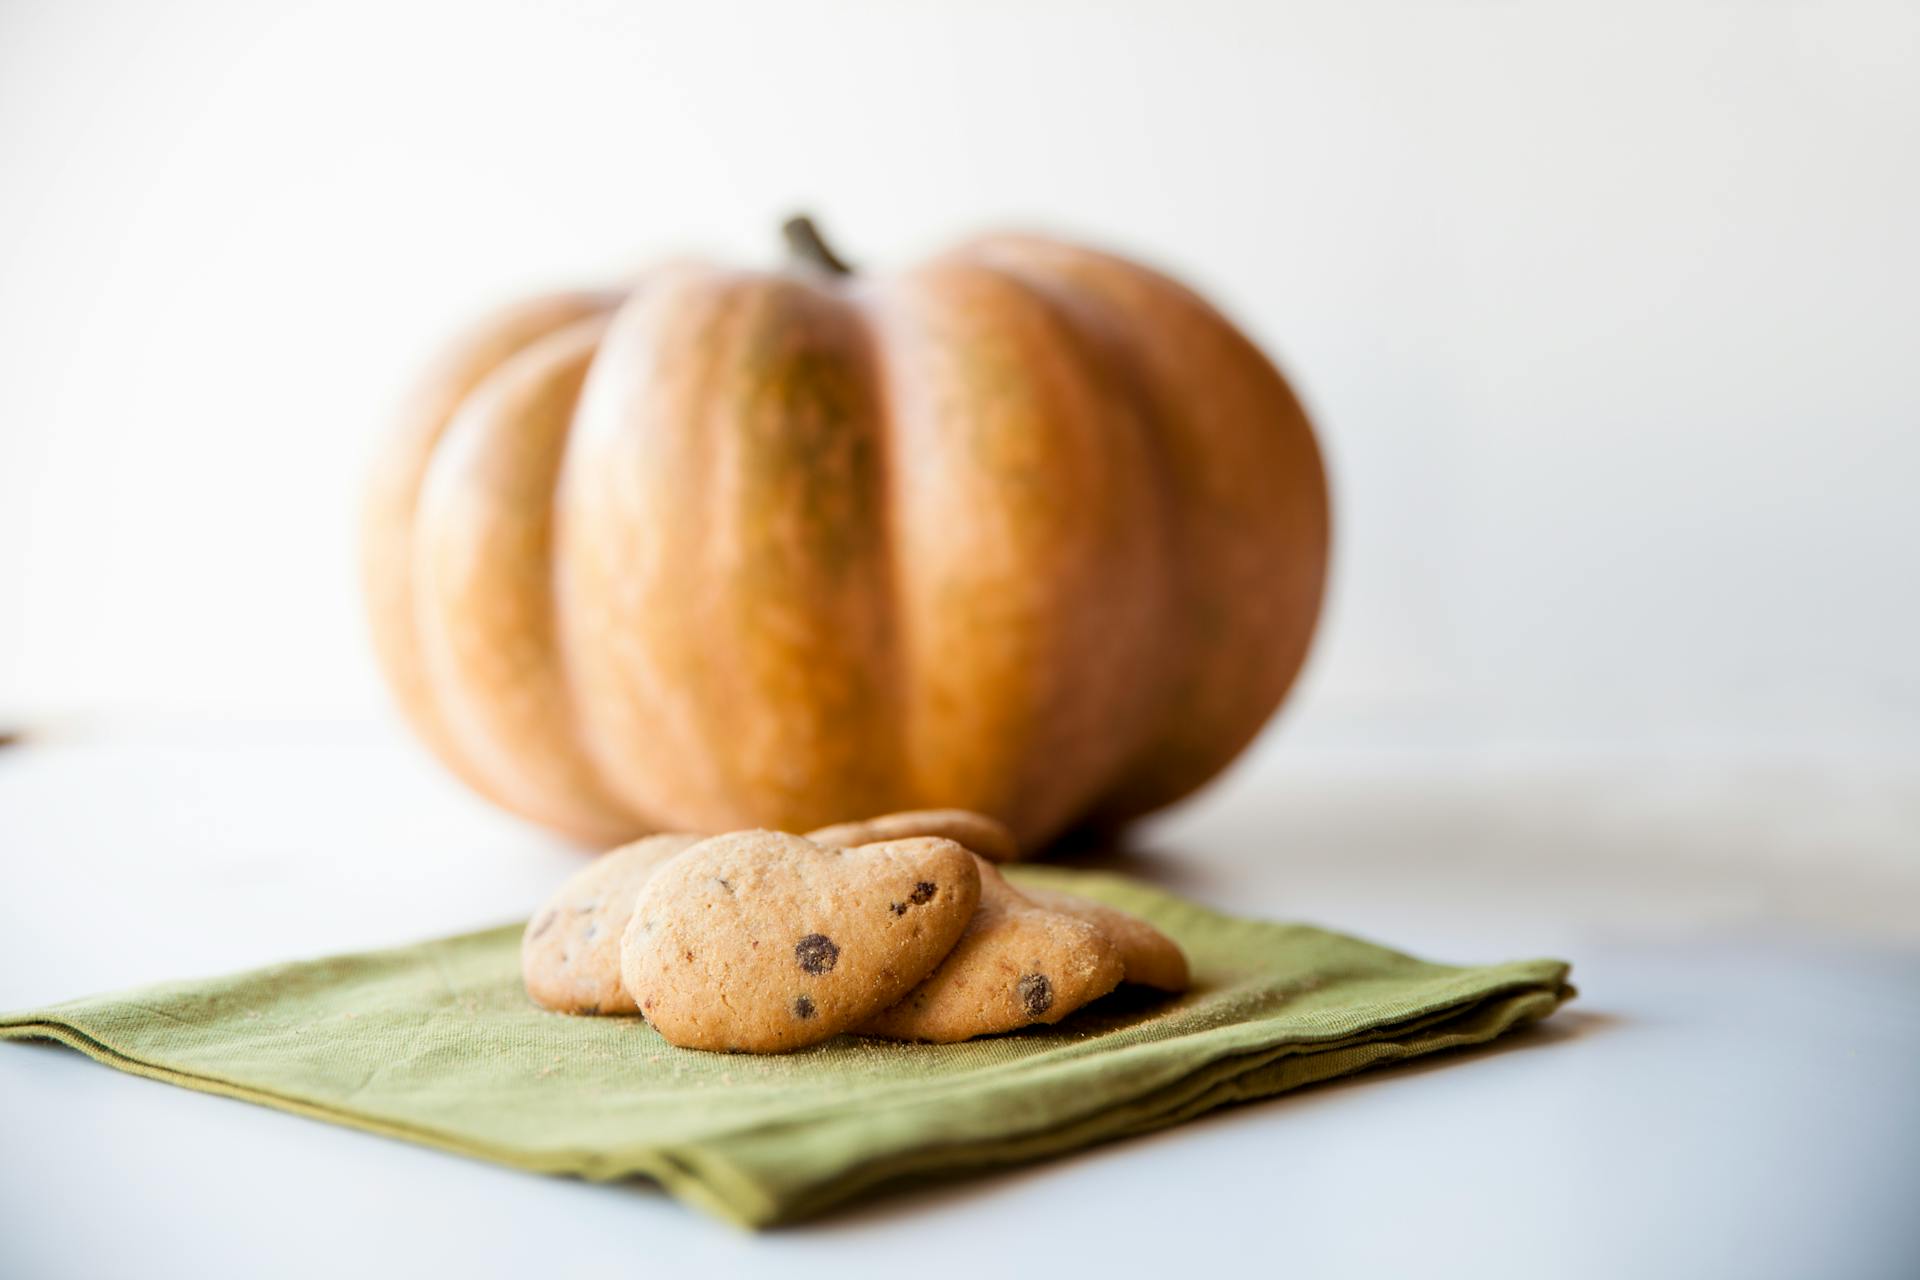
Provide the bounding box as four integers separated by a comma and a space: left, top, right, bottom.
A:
362, 218, 1328, 849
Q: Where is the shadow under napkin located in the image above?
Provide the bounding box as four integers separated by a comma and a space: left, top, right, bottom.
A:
0, 866, 1573, 1228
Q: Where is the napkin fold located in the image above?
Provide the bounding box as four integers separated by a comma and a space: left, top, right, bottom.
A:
0, 866, 1572, 1227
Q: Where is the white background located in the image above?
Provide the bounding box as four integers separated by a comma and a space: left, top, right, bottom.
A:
3, 7, 1919, 1276
3, 0, 1917, 760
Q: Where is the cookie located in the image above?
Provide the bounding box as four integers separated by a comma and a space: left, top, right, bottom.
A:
857, 856, 1124, 1043
620, 830, 981, 1052
522, 832, 704, 1014
811, 812, 1183, 992
1018, 885, 1190, 992
807, 809, 1021, 864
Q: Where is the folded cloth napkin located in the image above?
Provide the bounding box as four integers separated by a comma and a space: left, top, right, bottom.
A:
0, 866, 1572, 1228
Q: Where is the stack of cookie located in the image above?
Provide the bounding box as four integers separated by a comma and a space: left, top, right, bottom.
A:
521, 810, 1189, 1053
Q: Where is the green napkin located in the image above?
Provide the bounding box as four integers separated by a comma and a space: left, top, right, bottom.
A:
0, 866, 1571, 1228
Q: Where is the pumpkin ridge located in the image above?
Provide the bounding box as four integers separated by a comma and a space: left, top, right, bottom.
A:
963, 238, 1330, 820
836, 280, 913, 821
696, 274, 903, 827
415, 312, 652, 841
940, 257, 1186, 837
365, 291, 622, 826
950, 253, 1196, 828
867, 259, 1173, 844
555, 271, 761, 828
529, 318, 650, 838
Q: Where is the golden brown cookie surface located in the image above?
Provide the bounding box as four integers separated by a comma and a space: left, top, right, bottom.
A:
620, 831, 981, 1052
1018, 885, 1190, 992
521, 832, 703, 1014
857, 856, 1123, 1043
806, 809, 1020, 864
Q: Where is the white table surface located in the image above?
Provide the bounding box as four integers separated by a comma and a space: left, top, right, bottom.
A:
3, 727, 1917, 1279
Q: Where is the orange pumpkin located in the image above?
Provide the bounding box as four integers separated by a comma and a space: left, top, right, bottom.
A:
363, 218, 1329, 849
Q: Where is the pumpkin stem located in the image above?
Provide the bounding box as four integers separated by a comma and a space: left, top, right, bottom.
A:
783, 215, 855, 276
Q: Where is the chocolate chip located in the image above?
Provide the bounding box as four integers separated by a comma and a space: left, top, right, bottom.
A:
1017, 973, 1053, 1018
582, 922, 600, 942
715, 878, 734, 894
793, 995, 816, 1020
528, 911, 555, 939
795, 933, 839, 975
889, 883, 935, 916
